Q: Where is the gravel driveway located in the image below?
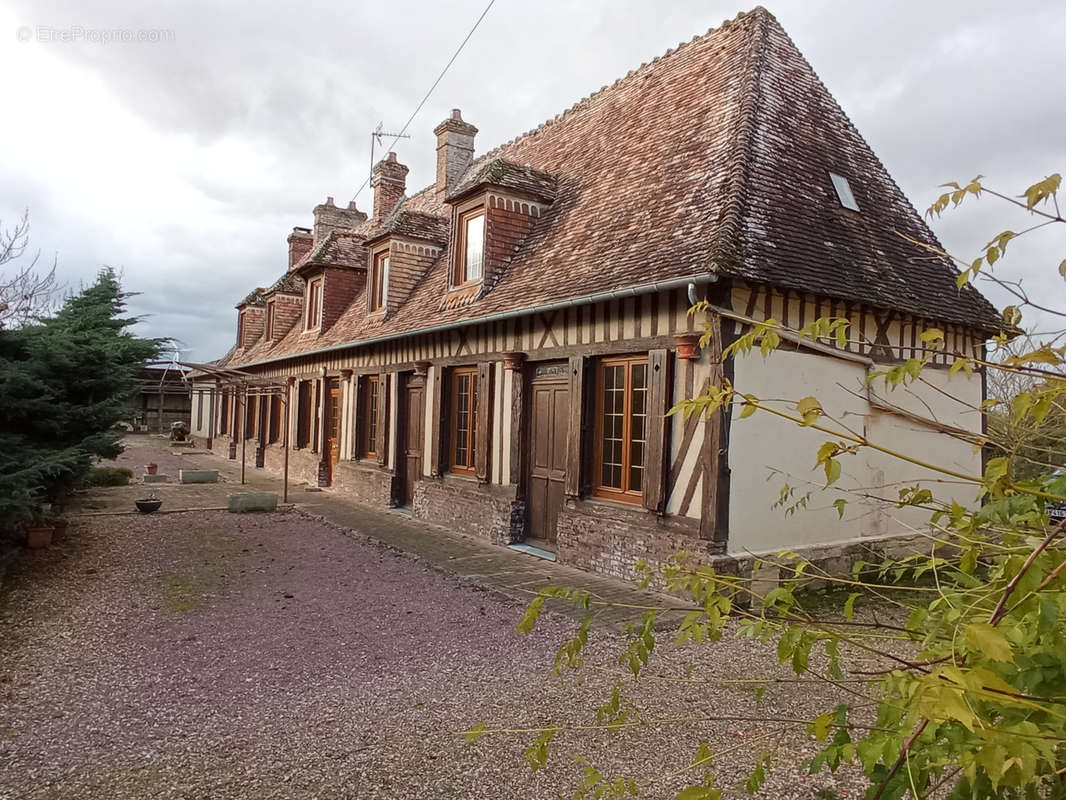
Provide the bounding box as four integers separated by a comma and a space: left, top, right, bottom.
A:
0, 510, 865, 799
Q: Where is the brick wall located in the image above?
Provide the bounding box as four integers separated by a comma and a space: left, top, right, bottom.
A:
332, 461, 395, 508
271, 294, 303, 339
238, 307, 265, 349
412, 477, 523, 545
387, 241, 439, 313
557, 500, 721, 585
484, 195, 539, 289
322, 266, 366, 331
287, 228, 313, 271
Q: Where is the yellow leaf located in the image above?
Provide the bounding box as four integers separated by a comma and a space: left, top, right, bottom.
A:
964, 623, 1013, 663
920, 328, 944, 343
796, 396, 822, 425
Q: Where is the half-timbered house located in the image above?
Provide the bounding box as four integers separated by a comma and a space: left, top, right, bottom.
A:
192, 7, 1001, 582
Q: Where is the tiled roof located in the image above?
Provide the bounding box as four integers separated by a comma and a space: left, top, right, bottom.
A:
223, 6, 999, 368
448, 157, 558, 202
266, 271, 304, 296
364, 209, 448, 245
236, 288, 266, 308
299, 231, 366, 270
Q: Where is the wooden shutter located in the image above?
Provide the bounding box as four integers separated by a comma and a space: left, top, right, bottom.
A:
642, 348, 670, 513
565, 354, 585, 498
376, 373, 389, 468
475, 362, 492, 482
428, 367, 444, 476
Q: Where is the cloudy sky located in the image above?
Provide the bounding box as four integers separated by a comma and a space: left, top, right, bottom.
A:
1, 0, 1063, 360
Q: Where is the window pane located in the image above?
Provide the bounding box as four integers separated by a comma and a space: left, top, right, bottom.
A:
629, 362, 647, 493
464, 215, 484, 281
454, 373, 472, 467
599, 364, 625, 489
366, 379, 378, 454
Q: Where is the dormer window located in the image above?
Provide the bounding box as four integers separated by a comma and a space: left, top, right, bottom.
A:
305, 277, 323, 330
370, 250, 389, 312
456, 207, 484, 285
237, 310, 246, 346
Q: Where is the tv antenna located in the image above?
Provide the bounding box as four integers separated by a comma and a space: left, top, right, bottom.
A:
369, 122, 411, 187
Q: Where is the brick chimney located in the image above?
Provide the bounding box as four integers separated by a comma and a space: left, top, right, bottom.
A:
287, 227, 313, 272
434, 109, 477, 202
312, 196, 367, 245
372, 152, 409, 221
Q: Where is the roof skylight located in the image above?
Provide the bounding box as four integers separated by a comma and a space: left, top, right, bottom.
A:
829, 172, 860, 212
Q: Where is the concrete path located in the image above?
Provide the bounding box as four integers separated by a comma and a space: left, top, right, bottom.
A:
85, 436, 682, 627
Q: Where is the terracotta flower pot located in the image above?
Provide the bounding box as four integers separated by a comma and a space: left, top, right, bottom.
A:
26, 526, 54, 549
674, 332, 701, 360
145, 463, 159, 475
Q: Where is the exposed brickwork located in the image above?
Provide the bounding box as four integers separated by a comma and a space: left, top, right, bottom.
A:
556, 501, 720, 584
387, 241, 440, 314
313, 197, 367, 245
372, 153, 408, 222
434, 110, 478, 203
483, 194, 541, 291
287, 228, 313, 272
322, 266, 366, 332
270, 294, 303, 340
238, 307, 265, 349
412, 478, 523, 545
332, 461, 395, 509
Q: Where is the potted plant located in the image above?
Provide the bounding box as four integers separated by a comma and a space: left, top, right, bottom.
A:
145, 463, 159, 475
135, 494, 162, 514
674, 332, 701, 360
25, 510, 55, 549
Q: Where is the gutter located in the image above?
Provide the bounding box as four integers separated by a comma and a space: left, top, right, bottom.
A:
234, 273, 720, 370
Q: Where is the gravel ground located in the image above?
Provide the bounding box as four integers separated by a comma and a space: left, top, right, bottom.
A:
0, 509, 870, 799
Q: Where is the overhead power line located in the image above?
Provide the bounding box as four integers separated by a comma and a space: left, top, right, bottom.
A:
351, 0, 498, 203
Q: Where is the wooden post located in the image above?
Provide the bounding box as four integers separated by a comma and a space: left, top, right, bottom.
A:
239, 386, 247, 485
283, 380, 291, 504
699, 313, 726, 542
503, 353, 525, 486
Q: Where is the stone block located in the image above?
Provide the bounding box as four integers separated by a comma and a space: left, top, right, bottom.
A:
142, 473, 169, 483
179, 469, 219, 484
227, 492, 278, 513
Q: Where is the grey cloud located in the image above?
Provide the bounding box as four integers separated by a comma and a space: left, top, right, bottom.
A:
3, 0, 1064, 359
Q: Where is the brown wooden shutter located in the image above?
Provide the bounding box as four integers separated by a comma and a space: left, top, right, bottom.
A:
428, 367, 444, 475
700, 313, 727, 542
376, 373, 389, 468
565, 354, 585, 498
642, 348, 670, 513
349, 375, 362, 458
475, 362, 492, 482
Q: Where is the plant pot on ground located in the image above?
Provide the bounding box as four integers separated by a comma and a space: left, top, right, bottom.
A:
135, 496, 162, 514
25, 515, 55, 549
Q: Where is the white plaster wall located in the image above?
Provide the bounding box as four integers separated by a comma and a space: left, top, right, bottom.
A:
728, 349, 983, 553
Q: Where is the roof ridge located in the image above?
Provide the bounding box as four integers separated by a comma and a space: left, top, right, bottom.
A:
474, 7, 770, 165
706, 6, 770, 274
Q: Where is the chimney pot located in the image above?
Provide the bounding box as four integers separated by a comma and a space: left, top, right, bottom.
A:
326, 196, 335, 206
